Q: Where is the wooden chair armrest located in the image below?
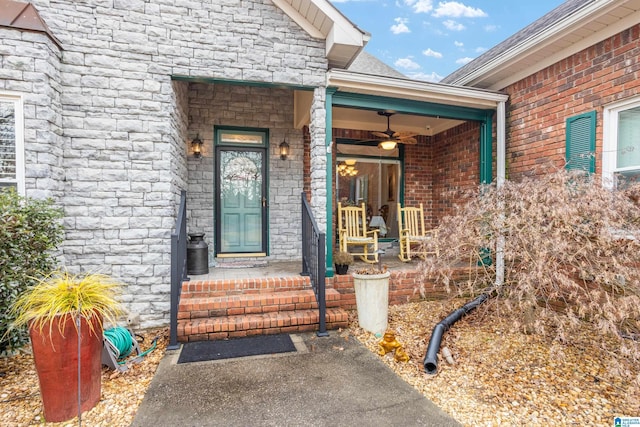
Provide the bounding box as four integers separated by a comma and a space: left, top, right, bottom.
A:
423, 229, 438, 238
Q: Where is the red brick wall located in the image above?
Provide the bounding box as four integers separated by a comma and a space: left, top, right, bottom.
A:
504, 24, 640, 179
431, 122, 482, 225
402, 135, 435, 225
328, 266, 478, 309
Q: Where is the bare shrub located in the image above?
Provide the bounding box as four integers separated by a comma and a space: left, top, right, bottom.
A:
420, 168, 640, 363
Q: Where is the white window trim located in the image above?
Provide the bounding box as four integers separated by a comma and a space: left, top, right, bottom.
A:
0, 91, 25, 195
602, 97, 640, 189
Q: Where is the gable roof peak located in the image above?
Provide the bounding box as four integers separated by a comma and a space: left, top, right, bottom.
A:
442, 0, 638, 89
272, 0, 369, 69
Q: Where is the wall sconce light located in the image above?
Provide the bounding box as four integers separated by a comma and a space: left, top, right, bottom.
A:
279, 140, 290, 160
378, 139, 397, 150
191, 135, 203, 158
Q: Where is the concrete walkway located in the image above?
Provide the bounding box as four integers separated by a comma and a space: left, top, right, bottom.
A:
131, 332, 461, 427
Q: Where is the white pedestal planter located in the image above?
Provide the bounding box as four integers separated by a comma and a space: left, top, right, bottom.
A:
352, 271, 390, 336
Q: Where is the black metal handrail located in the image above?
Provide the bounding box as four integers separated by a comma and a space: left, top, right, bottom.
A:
301, 192, 328, 336
168, 190, 188, 350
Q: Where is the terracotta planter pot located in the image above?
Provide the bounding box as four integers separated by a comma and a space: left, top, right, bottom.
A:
29, 314, 103, 422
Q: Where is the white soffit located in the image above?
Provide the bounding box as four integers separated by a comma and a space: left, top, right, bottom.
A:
459, 0, 640, 90
272, 0, 369, 69
328, 70, 508, 110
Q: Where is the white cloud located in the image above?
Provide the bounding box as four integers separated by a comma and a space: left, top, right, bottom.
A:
475, 46, 487, 53
395, 57, 421, 70
432, 1, 488, 18
406, 71, 443, 82
456, 57, 474, 65
405, 0, 433, 13
484, 24, 498, 32
390, 17, 411, 34
422, 48, 443, 59
454, 41, 464, 47
443, 20, 465, 31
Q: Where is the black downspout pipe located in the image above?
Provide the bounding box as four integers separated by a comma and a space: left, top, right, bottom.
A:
423, 293, 489, 375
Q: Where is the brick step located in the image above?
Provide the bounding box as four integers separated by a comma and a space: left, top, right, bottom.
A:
177, 307, 349, 342
179, 289, 342, 320
180, 276, 311, 298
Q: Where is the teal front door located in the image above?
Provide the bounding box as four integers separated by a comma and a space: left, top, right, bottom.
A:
216, 148, 267, 255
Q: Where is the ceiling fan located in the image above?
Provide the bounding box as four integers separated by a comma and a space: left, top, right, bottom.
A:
369, 111, 418, 150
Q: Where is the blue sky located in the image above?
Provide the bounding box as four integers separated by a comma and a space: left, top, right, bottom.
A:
330, 0, 567, 82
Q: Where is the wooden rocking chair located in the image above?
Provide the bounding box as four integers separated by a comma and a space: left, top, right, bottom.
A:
338, 202, 379, 264
397, 203, 439, 262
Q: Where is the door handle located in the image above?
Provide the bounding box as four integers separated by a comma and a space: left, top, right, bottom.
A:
262, 197, 268, 208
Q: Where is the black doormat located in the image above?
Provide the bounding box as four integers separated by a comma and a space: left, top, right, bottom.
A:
177, 334, 296, 364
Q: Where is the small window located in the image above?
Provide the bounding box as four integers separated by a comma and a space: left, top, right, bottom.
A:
565, 111, 596, 173
217, 129, 267, 146
603, 99, 640, 188
0, 94, 24, 194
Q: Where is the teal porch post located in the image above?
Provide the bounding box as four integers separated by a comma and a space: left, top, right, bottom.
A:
325, 88, 337, 277
480, 111, 494, 184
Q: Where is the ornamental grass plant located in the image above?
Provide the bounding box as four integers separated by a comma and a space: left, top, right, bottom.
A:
9, 271, 124, 337
8, 270, 125, 422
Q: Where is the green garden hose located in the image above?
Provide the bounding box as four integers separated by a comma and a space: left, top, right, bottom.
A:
104, 327, 134, 359
104, 326, 157, 364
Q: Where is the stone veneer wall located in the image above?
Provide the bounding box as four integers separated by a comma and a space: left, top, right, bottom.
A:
0, 27, 64, 199
309, 87, 328, 231
26, 0, 327, 327
186, 83, 305, 262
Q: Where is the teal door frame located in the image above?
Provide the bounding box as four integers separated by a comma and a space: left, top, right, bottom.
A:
214, 127, 269, 256
325, 90, 495, 276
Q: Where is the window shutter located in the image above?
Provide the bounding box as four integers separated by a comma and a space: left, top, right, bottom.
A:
565, 111, 596, 173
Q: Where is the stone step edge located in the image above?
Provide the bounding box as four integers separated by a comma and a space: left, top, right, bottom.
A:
181, 276, 312, 297
178, 289, 342, 320
177, 308, 349, 342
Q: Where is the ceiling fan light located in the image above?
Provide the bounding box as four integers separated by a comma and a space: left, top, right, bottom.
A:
378, 140, 397, 150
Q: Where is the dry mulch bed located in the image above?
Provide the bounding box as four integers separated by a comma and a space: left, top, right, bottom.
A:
349, 300, 640, 426
0, 328, 168, 427
1, 302, 638, 426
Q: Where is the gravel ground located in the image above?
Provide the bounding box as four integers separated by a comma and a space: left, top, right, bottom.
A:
0, 328, 168, 427
1, 302, 638, 426
349, 300, 640, 426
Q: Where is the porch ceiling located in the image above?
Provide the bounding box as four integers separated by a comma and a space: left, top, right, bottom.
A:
331, 108, 463, 138
325, 69, 507, 136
